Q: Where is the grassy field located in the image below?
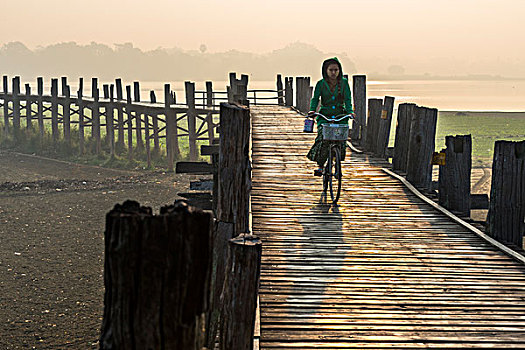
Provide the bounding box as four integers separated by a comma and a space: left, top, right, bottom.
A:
435, 111, 525, 167
388, 111, 525, 167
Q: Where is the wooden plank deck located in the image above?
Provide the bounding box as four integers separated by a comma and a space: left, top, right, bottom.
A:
250, 106, 525, 349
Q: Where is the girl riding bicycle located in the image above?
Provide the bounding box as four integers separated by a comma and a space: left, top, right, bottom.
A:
307, 57, 354, 176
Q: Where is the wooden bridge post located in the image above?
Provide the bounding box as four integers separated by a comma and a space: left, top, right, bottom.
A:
92, 78, 101, 154
37, 77, 44, 143
206, 103, 253, 349
486, 140, 525, 248
115, 79, 125, 152
107, 85, 115, 156
351, 75, 366, 144
24, 83, 32, 130
285, 77, 293, 107
165, 84, 175, 171
2, 76, 8, 135
150, 90, 160, 156
406, 107, 438, 190
392, 103, 416, 173
220, 234, 262, 350
50, 78, 59, 143
277, 74, 284, 106
228, 72, 236, 103
295, 77, 312, 113
100, 200, 213, 350
78, 78, 85, 154
206, 81, 215, 143
364, 98, 382, 153
186, 81, 198, 161
61, 77, 69, 144
102, 84, 109, 99
240, 74, 249, 103
217, 102, 251, 235
133, 82, 143, 151
12, 76, 21, 136
438, 135, 472, 217
375, 96, 395, 158
126, 85, 133, 160
63, 81, 71, 146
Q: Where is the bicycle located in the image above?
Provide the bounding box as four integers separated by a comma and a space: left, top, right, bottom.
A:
307, 112, 354, 204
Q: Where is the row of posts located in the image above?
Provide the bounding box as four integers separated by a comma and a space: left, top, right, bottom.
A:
0, 75, 220, 167
333, 75, 524, 250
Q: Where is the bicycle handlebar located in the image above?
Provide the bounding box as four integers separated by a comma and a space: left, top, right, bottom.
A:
309, 112, 354, 122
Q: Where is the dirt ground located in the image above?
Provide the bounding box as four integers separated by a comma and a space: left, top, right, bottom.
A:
0, 150, 192, 349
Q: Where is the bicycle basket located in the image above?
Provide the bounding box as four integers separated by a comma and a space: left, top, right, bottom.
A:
322, 124, 349, 141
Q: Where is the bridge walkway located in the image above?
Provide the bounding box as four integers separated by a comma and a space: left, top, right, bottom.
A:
250, 105, 525, 349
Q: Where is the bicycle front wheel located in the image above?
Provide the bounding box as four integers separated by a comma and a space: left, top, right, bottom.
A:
329, 146, 342, 204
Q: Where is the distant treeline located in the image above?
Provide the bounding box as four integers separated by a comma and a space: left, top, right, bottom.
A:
0, 41, 356, 82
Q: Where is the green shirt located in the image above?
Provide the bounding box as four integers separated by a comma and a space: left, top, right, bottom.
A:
309, 78, 353, 125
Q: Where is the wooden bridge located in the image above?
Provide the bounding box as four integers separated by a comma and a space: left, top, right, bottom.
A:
250, 106, 525, 349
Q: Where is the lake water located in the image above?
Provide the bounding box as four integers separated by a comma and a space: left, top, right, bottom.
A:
142, 79, 525, 112
31, 78, 525, 112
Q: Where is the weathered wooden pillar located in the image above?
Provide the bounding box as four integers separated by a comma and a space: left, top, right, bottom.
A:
218, 102, 251, 235
133, 82, 143, 151
50, 78, 59, 143
102, 84, 109, 99
295, 77, 303, 112
205, 221, 234, 349
61, 77, 69, 144
77, 78, 85, 155
115, 79, 125, 152
107, 85, 115, 156
364, 98, 382, 153
2, 76, 9, 134
284, 77, 293, 107
295, 77, 312, 113
92, 78, 101, 154
12, 76, 21, 136
406, 107, 438, 190
375, 96, 395, 158
100, 200, 212, 350
392, 103, 416, 173
239, 74, 249, 103
165, 84, 175, 171
133, 81, 140, 102
227, 72, 236, 103
486, 140, 525, 248
24, 83, 32, 130
276, 74, 284, 106
206, 81, 215, 143
150, 91, 160, 155
220, 234, 262, 350
351, 75, 366, 143
37, 77, 44, 142
63, 84, 71, 146
126, 85, 133, 160
438, 135, 472, 216
186, 81, 198, 161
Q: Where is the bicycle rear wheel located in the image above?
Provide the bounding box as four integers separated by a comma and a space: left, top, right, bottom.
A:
329, 146, 342, 204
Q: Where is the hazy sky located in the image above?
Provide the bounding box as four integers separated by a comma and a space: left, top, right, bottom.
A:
3, 0, 525, 76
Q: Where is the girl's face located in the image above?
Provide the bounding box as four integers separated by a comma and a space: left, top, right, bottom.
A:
326, 63, 340, 81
